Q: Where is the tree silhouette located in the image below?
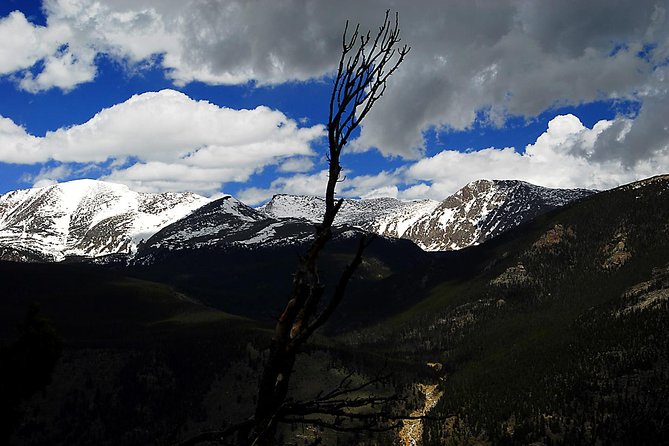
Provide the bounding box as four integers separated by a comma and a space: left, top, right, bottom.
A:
178, 10, 410, 446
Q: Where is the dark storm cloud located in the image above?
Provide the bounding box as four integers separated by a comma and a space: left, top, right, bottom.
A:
588, 90, 669, 166
169, 0, 668, 159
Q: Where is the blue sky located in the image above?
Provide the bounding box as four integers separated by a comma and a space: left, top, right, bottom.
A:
0, 1, 667, 204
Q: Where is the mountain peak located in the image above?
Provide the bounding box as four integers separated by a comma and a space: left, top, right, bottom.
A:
0, 178, 598, 261
401, 180, 595, 250
0, 180, 210, 261
258, 179, 594, 251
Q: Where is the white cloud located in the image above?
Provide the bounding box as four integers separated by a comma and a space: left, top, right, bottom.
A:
362, 186, 399, 200
238, 171, 330, 205
0, 10, 69, 75
278, 157, 314, 173
403, 114, 669, 199
28, 164, 73, 188
344, 171, 403, 198
397, 183, 432, 201
101, 162, 226, 194
240, 113, 669, 203
19, 45, 97, 92
0, 89, 324, 195
0, 117, 41, 163
2, 0, 667, 158
0, 1, 181, 91
40, 89, 324, 164
101, 161, 255, 195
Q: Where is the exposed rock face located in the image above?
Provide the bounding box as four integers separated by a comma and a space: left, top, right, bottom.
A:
616, 263, 669, 315
491, 263, 535, 287
532, 224, 576, 251
261, 180, 594, 251
399, 382, 444, 446
602, 231, 632, 270
403, 180, 593, 251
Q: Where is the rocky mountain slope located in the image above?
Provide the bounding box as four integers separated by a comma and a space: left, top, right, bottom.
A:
403, 179, 594, 250
259, 194, 440, 236
134, 195, 326, 261
0, 179, 209, 261
261, 180, 594, 250
0, 178, 593, 262
342, 174, 669, 445
2, 174, 667, 446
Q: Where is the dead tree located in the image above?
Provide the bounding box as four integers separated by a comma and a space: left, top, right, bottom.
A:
251, 11, 409, 445
177, 11, 410, 446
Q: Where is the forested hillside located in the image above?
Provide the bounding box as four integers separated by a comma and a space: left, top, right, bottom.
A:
342, 175, 669, 444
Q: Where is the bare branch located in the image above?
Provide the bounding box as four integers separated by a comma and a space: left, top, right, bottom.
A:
292, 234, 375, 347
316, 370, 389, 402
328, 9, 410, 159
246, 11, 409, 445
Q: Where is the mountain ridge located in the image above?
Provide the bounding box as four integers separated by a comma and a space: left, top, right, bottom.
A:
0, 178, 595, 262
2, 174, 668, 446
0, 179, 210, 261
261, 179, 595, 251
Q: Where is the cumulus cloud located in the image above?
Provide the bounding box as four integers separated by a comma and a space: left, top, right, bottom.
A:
277, 157, 315, 173
239, 113, 669, 204
2, 0, 667, 161
0, 10, 69, 75
41, 89, 322, 165
0, 117, 42, 163
20, 164, 73, 188
0, 89, 324, 195
401, 113, 669, 200
589, 92, 669, 165
1, 1, 668, 198
237, 169, 403, 205
19, 44, 97, 92
101, 162, 229, 194
355, 0, 668, 157
237, 171, 329, 206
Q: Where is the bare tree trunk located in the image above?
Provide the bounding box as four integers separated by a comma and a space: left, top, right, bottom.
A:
248, 10, 409, 446
172, 12, 409, 446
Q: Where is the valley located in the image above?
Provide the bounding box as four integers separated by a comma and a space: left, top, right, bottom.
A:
1, 175, 668, 445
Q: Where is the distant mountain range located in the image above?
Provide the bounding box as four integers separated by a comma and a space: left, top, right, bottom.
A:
2, 174, 668, 446
0, 180, 209, 262
0, 178, 594, 262
260, 179, 594, 250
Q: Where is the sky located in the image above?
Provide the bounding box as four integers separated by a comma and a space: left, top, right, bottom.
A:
0, 0, 668, 205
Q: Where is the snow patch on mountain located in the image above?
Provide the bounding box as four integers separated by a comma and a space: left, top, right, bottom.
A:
0, 178, 595, 262
0, 179, 210, 261
402, 180, 594, 250
260, 195, 440, 237
260, 180, 594, 251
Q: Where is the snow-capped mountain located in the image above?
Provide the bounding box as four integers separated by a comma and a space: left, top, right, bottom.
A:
0, 179, 210, 261
259, 195, 440, 235
0, 178, 594, 263
402, 180, 595, 250
260, 180, 595, 251
138, 196, 295, 251
135, 195, 367, 262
